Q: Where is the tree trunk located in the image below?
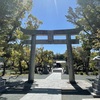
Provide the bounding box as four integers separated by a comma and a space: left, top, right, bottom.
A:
85, 49, 91, 75
24, 60, 29, 70
19, 61, 22, 74
2, 62, 6, 76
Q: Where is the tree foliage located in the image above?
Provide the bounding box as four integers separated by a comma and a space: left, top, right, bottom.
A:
35, 47, 54, 66
0, 0, 43, 75
66, 0, 100, 74
66, 0, 100, 49
53, 53, 65, 60
0, 0, 32, 34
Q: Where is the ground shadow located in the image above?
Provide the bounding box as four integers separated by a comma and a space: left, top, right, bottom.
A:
0, 97, 7, 100
62, 82, 91, 95
30, 88, 61, 94
1, 80, 91, 96
4, 82, 61, 95
3, 81, 38, 94
87, 78, 95, 82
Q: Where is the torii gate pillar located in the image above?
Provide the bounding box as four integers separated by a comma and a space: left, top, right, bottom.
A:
28, 35, 36, 83
66, 34, 75, 83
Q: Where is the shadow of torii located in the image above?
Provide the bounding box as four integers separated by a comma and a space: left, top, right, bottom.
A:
62, 82, 91, 95
2, 80, 90, 96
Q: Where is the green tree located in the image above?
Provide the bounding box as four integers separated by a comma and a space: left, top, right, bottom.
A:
26, 14, 42, 30
53, 53, 65, 60
0, 0, 32, 34
9, 43, 30, 74
66, 0, 100, 74
0, 0, 42, 76
0, 0, 32, 76
92, 29, 100, 52
36, 47, 54, 67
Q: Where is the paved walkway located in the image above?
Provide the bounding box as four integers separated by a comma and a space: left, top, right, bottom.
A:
20, 73, 62, 100
20, 72, 92, 100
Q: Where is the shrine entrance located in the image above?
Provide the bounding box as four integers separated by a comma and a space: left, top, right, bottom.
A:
21, 28, 81, 83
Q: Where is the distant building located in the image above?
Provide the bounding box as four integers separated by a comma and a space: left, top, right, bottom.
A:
53, 60, 66, 68
56, 60, 66, 64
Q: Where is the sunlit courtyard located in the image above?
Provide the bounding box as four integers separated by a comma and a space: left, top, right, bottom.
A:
0, 0, 100, 100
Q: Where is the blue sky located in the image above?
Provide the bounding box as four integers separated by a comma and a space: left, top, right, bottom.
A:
29, 0, 79, 54
32, 0, 77, 30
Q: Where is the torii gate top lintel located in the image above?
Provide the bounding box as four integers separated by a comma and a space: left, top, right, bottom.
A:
21, 28, 81, 36
21, 28, 81, 45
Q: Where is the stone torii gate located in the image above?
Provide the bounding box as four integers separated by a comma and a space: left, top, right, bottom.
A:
21, 28, 81, 83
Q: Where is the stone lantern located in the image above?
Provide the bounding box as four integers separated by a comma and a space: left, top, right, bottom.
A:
93, 56, 100, 78
92, 56, 100, 96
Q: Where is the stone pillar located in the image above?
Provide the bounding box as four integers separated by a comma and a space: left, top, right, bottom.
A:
28, 35, 36, 83
91, 56, 100, 96
66, 34, 75, 83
